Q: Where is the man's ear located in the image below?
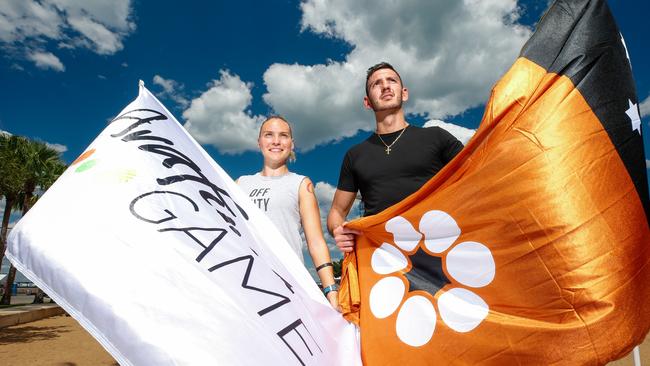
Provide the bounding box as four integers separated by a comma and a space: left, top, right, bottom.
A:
363, 96, 373, 110
402, 87, 409, 102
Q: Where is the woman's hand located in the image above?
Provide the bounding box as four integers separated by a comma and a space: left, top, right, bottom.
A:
326, 290, 342, 313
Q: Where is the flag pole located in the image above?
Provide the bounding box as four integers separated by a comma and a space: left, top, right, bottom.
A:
634, 346, 641, 366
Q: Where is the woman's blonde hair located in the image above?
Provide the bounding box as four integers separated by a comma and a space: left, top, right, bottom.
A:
259, 115, 296, 163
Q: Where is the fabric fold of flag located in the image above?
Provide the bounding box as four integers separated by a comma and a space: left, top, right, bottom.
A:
7, 83, 360, 366
339, 0, 650, 364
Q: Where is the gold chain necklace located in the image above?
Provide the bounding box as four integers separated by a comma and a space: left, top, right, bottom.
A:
376, 125, 408, 155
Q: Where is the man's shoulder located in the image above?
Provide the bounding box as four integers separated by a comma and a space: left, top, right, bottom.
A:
410, 125, 456, 140
412, 125, 442, 135
344, 134, 375, 156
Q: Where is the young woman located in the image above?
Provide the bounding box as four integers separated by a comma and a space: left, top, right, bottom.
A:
238, 116, 340, 311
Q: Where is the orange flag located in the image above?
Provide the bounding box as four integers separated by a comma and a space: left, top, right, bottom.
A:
339, 0, 650, 364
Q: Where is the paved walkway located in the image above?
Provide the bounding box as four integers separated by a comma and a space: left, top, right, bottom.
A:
0, 295, 64, 329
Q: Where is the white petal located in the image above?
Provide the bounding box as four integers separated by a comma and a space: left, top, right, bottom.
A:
385, 216, 422, 252
369, 276, 405, 319
371, 243, 408, 274
438, 288, 489, 333
446, 241, 495, 288
418, 210, 460, 253
396, 295, 436, 347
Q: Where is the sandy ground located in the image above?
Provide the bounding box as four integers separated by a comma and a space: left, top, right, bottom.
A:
0, 313, 647, 365
0, 315, 117, 366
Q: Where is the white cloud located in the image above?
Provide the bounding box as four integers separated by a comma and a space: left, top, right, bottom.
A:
263, 63, 366, 150
259, 0, 532, 150
313, 181, 362, 257
646, 160, 650, 169
314, 181, 341, 258
640, 95, 650, 119
67, 15, 124, 55
50, 0, 134, 33
0, 0, 135, 67
183, 70, 264, 154
314, 181, 337, 217
423, 119, 475, 144
0, 0, 62, 43
153, 75, 189, 108
27, 50, 65, 71
46, 142, 68, 153
179, 0, 531, 152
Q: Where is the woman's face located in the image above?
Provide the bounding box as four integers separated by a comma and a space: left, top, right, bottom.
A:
258, 118, 294, 165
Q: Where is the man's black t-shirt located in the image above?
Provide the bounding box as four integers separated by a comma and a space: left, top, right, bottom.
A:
337, 125, 463, 216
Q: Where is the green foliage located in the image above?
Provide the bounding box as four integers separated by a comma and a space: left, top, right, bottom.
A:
0, 134, 29, 203
332, 258, 344, 278
0, 134, 67, 304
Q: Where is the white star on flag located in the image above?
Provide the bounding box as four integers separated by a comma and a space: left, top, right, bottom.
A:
626, 99, 641, 134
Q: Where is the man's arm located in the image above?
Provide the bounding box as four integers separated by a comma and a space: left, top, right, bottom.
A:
327, 189, 360, 253
440, 128, 464, 163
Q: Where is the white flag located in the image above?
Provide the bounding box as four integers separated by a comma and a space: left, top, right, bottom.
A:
6, 83, 360, 366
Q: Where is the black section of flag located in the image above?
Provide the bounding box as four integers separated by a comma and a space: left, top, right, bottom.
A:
405, 248, 450, 296
520, 0, 649, 221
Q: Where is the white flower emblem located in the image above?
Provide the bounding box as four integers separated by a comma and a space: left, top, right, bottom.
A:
369, 210, 495, 347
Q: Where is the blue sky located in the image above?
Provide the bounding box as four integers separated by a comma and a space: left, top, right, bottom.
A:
1, 0, 649, 269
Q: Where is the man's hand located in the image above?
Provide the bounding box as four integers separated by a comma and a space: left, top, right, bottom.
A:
333, 222, 361, 253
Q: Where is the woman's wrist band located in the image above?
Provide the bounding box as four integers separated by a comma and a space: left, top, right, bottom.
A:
322, 284, 339, 296
315, 262, 333, 272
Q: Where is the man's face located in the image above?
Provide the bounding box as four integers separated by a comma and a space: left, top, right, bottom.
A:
364, 68, 408, 112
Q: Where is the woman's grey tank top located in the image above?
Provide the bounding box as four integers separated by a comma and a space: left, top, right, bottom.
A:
237, 172, 306, 263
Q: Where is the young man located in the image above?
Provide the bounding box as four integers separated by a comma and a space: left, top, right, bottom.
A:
327, 62, 463, 252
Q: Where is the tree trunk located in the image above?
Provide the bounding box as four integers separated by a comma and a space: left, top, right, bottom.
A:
0, 264, 17, 305
0, 195, 15, 272
5, 188, 37, 305
22, 183, 34, 215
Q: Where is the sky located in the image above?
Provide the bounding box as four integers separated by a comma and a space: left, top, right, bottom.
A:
1, 0, 649, 274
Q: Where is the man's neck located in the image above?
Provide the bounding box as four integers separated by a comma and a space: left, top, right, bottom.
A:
375, 109, 408, 134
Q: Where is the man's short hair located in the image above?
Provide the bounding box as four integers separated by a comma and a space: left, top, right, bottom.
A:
365, 62, 403, 96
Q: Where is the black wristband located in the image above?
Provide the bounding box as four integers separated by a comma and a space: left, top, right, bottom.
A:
315, 262, 333, 272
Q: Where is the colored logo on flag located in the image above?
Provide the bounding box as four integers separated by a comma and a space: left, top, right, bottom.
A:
369, 210, 494, 346
72, 148, 97, 172
71, 147, 137, 182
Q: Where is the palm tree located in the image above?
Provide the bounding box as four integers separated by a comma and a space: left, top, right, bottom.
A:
0, 135, 28, 270
1, 137, 65, 305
